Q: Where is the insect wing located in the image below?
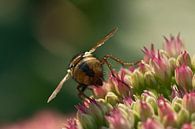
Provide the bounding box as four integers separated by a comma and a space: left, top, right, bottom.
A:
89, 27, 118, 53
47, 71, 71, 103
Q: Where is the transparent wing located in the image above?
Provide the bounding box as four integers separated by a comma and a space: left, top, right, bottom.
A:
47, 70, 71, 103
88, 27, 118, 54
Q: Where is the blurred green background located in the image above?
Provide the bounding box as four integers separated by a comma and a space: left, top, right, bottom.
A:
1, 0, 195, 124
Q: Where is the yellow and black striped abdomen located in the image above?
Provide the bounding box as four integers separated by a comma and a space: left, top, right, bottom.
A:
73, 56, 103, 86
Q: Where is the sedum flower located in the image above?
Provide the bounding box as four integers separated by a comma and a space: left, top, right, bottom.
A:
64, 119, 79, 129
106, 108, 134, 129
182, 92, 195, 114
157, 97, 177, 128
163, 34, 185, 57
93, 82, 111, 98
181, 123, 194, 129
191, 55, 195, 71
76, 99, 109, 129
62, 34, 195, 129
192, 74, 195, 90
176, 51, 191, 67
150, 51, 172, 85
142, 44, 157, 63
175, 65, 193, 92
139, 100, 154, 121
139, 118, 164, 129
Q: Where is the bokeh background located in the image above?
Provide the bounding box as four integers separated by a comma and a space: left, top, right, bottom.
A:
1, 0, 195, 126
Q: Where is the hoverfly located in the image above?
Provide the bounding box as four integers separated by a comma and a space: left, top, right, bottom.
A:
47, 27, 138, 103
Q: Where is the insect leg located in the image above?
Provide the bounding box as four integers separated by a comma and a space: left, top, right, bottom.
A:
101, 57, 116, 77
103, 54, 140, 66
101, 56, 134, 98
77, 84, 90, 100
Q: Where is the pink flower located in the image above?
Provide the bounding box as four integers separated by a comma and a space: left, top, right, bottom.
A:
64, 119, 78, 129
138, 61, 152, 74
175, 65, 193, 92
93, 82, 111, 98
181, 123, 193, 129
1, 111, 65, 129
150, 51, 172, 84
182, 92, 195, 114
109, 70, 132, 97
140, 100, 154, 121
142, 44, 157, 63
163, 34, 185, 57
177, 51, 191, 67
157, 97, 177, 127
106, 108, 134, 129
141, 118, 164, 129
171, 85, 183, 99
123, 96, 133, 106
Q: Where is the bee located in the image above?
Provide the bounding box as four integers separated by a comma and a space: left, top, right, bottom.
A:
47, 27, 138, 103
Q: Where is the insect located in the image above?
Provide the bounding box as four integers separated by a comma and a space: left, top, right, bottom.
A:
47, 27, 138, 103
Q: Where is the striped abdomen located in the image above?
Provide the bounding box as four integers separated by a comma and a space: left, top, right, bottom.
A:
73, 56, 103, 86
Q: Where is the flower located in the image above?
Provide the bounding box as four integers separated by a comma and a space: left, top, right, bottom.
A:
1, 111, 65, 129
64, 119, 79, 129
163, 34, 185, 57
76, 99, 109, 129
157, 97, 177, 128
106, 108, 134, 129
181, 123, 194, 129
175, 65, 193, 92
140, 118, 164, 129
182, 92, 195, 114
109, 71, 131, 97
139, 100, 154, 121
150, 51, 172, 85
142, 44, 157, 63
61, 34, 195, 129
176, 51, 191, 67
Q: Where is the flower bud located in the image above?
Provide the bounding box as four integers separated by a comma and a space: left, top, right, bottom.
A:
105, 92, 119, 106
123, 96, 133, 106
140, 118, 164, 129
191, 113, 195, 122
106, 108, 134, 129
130, 69, 145, 93
150, 51, 172, 85
64, 119, 79, 129
192, 75, 195, 90
109, 70, 131, 97
93, 83, 109, 98
181, 123, 194, 129
163, 34, 185, 57
139, 100, 154, 121
157, 97, 177, 127
176, 51, 191, 67
171, 85, 183, 99
169, 57, 177, 74
177, 108, 190, 127
144, 71, 157, 89
138, 61, 152, 74
182, 92, 195, 114
175, 65, 193, 92
141, 91, 158, 113
77, 112, 96, 129
142, 44, 157, 63
76, 99, 108, 129
191, 55, 195, 71
88, 100, 106, 126
171, 96, 182, 112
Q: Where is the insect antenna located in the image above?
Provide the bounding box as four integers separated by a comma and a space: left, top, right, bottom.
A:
47, 70, 72, 103
88, 27, 118, 54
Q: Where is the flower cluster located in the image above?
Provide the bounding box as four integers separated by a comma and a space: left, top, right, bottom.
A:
64, 35, 195, 129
